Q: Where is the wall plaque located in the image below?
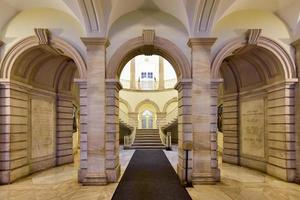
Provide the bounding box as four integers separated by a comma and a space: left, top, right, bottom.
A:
240, 98, 265, 158
31, 98, 55, 159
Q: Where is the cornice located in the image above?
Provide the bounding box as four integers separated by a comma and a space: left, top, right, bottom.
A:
187, 38, 217, 47
81, 37, 110, 47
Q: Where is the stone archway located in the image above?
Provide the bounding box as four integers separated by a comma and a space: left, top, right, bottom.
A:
0, 29, 87, 184
79, 32, 221, 185
211, 29, 298, 182
104, 30, 194, 184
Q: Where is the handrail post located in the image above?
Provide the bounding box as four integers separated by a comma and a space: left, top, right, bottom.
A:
166, 132, 172, 150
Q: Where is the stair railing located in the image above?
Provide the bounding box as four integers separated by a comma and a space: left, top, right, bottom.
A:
119, 109, 137, 147
157, 107, 178, 145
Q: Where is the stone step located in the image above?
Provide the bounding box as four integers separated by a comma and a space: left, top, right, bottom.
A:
132, 143, 164, 146
128, 146, 166, 149
136, 129, 159, 133
135, 135, 160, 138
135, 138, 161, 141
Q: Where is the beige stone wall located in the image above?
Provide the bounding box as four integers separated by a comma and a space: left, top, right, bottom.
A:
222, 82, 296, 181
0, 81, 75, 184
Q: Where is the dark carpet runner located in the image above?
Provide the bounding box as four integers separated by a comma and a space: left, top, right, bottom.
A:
111, 150, 192, 200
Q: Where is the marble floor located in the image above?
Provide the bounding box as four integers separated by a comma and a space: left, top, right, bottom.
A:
1, 147, 300, 200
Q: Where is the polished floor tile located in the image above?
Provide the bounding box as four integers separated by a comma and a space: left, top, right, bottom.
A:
0, 147, 300, 200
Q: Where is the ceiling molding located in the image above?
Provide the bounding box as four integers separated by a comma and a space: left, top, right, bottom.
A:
193, 0, 220, 36
78, 0, 101, 33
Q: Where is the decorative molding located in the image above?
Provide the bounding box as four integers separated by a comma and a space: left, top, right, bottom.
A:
34, 28, 50, 45
143, 29, 155, 45
187, 38, 217, 47
105, 79, 122, 91
142, 30, 156, 55
81, 37, 110, 47
197, 0, 219, 33
79, 0, 100, 33
246, 29, 262, 45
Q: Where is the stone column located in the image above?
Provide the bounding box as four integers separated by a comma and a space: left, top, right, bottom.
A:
292, 40, 300, 183
159, 57, 165, 90
222, 93, 240, 165
0, 40, 3, 60
188, 38, 220, 184
74, 79, 88, 183
81, 38, 109, 185
175, 80, 193, 184
0, 82, 10, 184
56, 94, 74, 165
266, 82, 296, 182
130, 58, 136, 89
105, 79, 122, 182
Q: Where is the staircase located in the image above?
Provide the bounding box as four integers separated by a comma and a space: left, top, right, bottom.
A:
130, 129, 165, 149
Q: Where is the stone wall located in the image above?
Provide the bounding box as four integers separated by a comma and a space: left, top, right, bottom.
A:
222, 82, 296, 181
0, 82, 75, 184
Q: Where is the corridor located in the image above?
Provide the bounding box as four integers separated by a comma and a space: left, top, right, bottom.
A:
1, 148, 300, 200
112, 150, 191, 200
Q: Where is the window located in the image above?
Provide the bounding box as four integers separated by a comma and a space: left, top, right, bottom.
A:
141, 72, 147, 79
148, 72, 153, 78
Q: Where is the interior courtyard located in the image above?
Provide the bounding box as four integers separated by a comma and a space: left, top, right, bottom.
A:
1, 0, 300, 199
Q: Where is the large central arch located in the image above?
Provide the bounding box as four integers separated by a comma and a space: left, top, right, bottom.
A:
103, 31, 193, 183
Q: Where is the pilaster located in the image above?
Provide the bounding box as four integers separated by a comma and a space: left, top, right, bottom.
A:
292, 40, 300, 183
105, 79, 122, 182
130, 58, 136, 89
159, 57, 165, 90
56, 94, 74, 166
74, 79, 88, 182
80, 37, 109, 185
175, 79, 193, 184
0, 40, 3, 62
188, 38, 220, 184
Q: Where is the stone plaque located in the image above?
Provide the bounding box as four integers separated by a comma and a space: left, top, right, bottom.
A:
31, 98, 55, 159
240, 99, 265, 158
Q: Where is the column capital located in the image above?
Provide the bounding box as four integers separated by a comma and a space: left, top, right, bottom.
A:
175, 79, 192, 91
81, 37, 110, 47
187, 38, 217, 48
105, 79, 123, 91
74, 78, 87, 88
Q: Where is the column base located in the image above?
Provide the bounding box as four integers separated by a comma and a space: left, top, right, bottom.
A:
78, 169, 87, 183
106, 164, 121, 183
177, 164, 192, 184
82, 173, 107, 186
192, 169, 220, 184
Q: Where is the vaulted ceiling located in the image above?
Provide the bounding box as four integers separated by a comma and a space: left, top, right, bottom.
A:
1, 0, 300, 39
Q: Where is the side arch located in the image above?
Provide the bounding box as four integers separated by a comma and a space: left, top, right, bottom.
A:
162, 97, 178, 113
0, 36, 87, 79
135, 99, 161, 113
119, 98, 133, 113
211, 36, 297, 81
